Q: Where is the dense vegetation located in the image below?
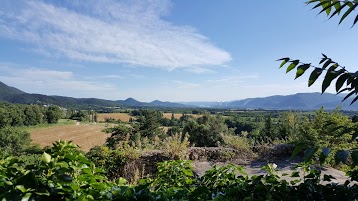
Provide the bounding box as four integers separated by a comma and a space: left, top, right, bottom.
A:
0, 99, 357, 200
0, 102, 63, 128
0, 141, 357, 200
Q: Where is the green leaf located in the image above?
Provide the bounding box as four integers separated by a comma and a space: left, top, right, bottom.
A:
319, 57, 327, 64
308, 68, 323, 87
342, 90, 356, 102
295, 64, 311, 79
278, 58, 290, 68
321, 59, 332, 70
319, 147, 331, 164
333, 1, 341, 14
291, 143, 306, 157
35, 189, 50, 196
304, 147, 318, 162
311, 0, 330, 10
291, 171, 300, 177
322, 68, 342, 93
337, 87, 352, 95
350, 95, 358, 105
323, 174, 336, 181
339, 2, 357, 25
336, 73, 349, 92
286, 60, 299, 73
21, 193, 32, 201
335, 150, 350, 164
16, 185, 27, 193
318, 1, 333, 15
116, 177, 128, 186
353, 14, 358, 27
42, 152, 51, 164
329, 1, 350, 19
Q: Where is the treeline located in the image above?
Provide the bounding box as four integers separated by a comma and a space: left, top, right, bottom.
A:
0, 102, 63, 128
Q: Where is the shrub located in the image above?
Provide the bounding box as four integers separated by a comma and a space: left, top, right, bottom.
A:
0, 127, 31, 155
163, 133, 190, 160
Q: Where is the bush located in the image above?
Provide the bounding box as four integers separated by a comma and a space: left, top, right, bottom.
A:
87, 144, 141, 181
1, 141, 357, 200
0, 127, 31, 155
163, 133, 190, 160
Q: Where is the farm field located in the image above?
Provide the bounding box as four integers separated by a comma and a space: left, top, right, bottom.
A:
29, 123, 108, 152
96, 113, 134, 122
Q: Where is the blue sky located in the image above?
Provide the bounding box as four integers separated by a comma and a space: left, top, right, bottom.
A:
0, 0, 357, 102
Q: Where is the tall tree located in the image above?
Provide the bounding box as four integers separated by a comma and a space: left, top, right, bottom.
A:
46, 106, 63, 124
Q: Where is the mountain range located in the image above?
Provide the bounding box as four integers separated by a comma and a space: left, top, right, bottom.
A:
0, 81, 357, 110
0, 81, 187, 108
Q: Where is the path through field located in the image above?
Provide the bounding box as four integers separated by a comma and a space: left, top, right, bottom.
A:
30, 123, 108, 152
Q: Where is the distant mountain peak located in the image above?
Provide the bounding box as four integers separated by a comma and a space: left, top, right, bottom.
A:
124, 97, 139, 102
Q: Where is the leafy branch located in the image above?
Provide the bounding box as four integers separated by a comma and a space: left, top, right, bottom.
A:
278, 55, 358, 104
306, 0, 358, 27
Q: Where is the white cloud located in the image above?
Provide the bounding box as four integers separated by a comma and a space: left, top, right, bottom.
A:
0, 0, 231, 70
0, 63, 121, 99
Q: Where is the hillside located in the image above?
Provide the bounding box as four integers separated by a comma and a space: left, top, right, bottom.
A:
182, 93, 357, 110
1, 81, 357, 110
0, 81, 189, 108
226, 93, 357, 110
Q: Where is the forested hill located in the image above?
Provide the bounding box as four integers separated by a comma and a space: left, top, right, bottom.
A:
225, 93, 358, 110
182, 93, 358, 110
1, 81, 358, 110
0, 81, 188, 108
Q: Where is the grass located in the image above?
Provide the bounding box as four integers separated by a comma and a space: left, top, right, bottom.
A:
20, 119, 76, 131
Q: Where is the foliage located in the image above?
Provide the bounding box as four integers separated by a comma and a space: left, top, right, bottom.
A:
162, 133, 190, 160
184, 115, 229, 147
291, 108, 357, 168
0, 141, 112, 200
45, 106, 63, 124
103, 123, 134, 149
69, 110, 90, 122
0, 103, 63, 128
137, 110, 163, 139
307, 0, 358, 27
86, 144, 140, 181
222, 135, 254, 157
278, 55, 358, 104
1, 141, 358, 200
0, 127, 31, 156
279, 1, 358, 103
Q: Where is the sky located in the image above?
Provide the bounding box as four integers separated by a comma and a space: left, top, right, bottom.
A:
0, 0, 357, 102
